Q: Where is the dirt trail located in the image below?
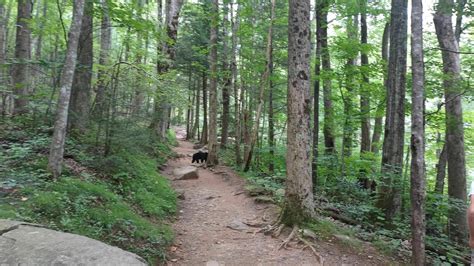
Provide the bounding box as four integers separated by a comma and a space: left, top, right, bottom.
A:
162, 128, 395, 266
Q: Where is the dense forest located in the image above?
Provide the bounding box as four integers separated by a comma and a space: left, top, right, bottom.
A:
0, 0, 473, 264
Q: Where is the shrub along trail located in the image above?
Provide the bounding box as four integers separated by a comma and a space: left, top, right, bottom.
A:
161, 128, 396, 265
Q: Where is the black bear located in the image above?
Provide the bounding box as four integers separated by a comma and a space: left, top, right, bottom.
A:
192, 151, 208, 163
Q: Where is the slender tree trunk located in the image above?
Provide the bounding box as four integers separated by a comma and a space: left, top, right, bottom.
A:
281, 0, 315, 225
454, 0, 466, 43
435, 143, 447, 194
360, 0, 371, 155
341, 15, 358, 159
0, 2, 7, 116
243, 0, 275, 172
313, 0, 323, 185
12, 0, 32, 115
152, 0, 184, 138
201, 72, 208, 144
48, 0, 85, 179
357, 1, 372, 189
410, 0, 426, 263
131, 0, 145, 116
268, 43, 275, 174
206, 0, 219, 166
192, 76, 200, 140
93, 0, 111, 119
69, 0, 93, 133
231, 0, 242, 166
371, 23, 390, 154
186, 72, 192, 139
220, 2, 230, 148
34, 0, 47, 60
376, 0, 408, 221
320, 0, 335, 154
434, 0, 467, 244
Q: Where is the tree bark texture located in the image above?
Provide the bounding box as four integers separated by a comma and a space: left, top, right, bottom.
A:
434, 143, 447, 194
231, 0, 242, 166
69, 0, 93, 133
243, 0, 275, 172
410, 0, 426, 263
12, 0, 32, 115
360, 0, 371, 155
371, 23, 389, 154
201, 72, 208, 144
434, 0, 467, 244
319, 0, 335, 154
341, 15, 358, 159
48, 0, 85, 179
281, 0, 315, 225
93, 0, 111, 119
220, 2, 230, 148
376, 0, 408, 221
206, 0, 219, 166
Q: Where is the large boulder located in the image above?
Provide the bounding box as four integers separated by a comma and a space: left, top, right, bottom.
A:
173, 166, 199, 180
0, 220, 146, 265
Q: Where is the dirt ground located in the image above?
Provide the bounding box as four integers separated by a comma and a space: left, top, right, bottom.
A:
161, 128, 399, 266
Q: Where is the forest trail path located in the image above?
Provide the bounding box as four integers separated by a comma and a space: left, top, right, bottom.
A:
161, 128, 395, 266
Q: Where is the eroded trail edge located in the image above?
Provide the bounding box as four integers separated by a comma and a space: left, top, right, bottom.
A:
161, 129, 393, 266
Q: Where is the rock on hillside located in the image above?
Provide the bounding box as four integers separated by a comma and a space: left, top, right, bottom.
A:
0, 220, 146, 265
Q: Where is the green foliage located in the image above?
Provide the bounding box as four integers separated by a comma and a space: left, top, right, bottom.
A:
0, 123, 177, 263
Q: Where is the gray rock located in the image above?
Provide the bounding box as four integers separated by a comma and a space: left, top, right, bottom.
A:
0, 219, 146, 265
206, 260, 220, 266
227, 219, 250, 231
254, 196, 275, 204
173, 166, 199, 180
302, 228, 317, 239
176, 189, 186, 199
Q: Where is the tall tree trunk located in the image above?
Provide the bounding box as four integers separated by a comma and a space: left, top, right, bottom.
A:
358, 1, 371, 189
313, 0, 323, 185
376, 0, 408, 221
12, 0, 32, 115
186, 72, 192, 139
410, 0, 426, 263
0, 2, 7, 116
434, 143, 447, 194
48, 0, 85, 179
192, 76, 200, 140
320, 0, 335, 154
281, 0, 315, 225
341, 15, 358, 159
454, 0, 466, 43
434, 0, 467, 244
131, 0, 145, 116
243, 0, 275, 172
34, 0, 47, 60
371, 23, 390, 154
268, 42, 275, 174
206, 0, 219, 166
201, 72, 208, 144
152, 0, 184, 138
360, 0, 371, 155
93, 0, 111, 119
69, 0, 93, 133
231, 0, 242, 166
220, 1, 230, 148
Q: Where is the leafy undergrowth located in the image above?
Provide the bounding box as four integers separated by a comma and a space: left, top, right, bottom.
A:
0, 120, 177, 263
219, 144, 469, 264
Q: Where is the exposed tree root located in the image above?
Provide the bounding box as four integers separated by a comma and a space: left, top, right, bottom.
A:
278, 224, 298, 250
261, 218, 323, 263
299, 235, 323, 264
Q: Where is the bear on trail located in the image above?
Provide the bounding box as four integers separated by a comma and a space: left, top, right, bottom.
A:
192, 151, 208, 164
